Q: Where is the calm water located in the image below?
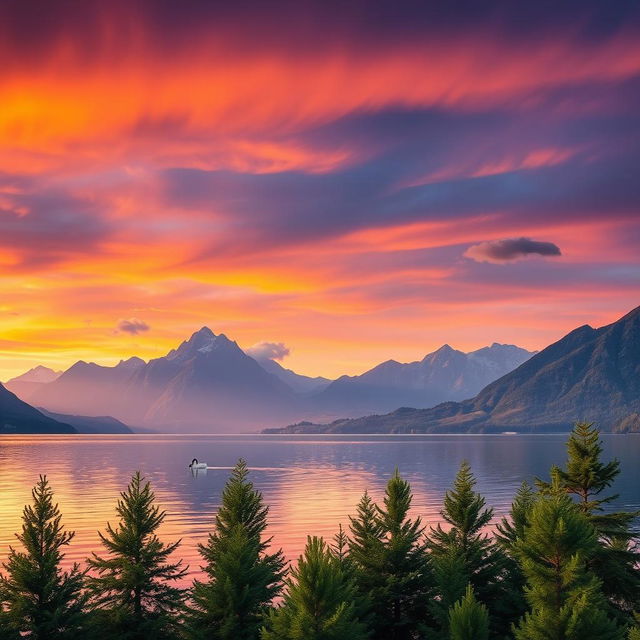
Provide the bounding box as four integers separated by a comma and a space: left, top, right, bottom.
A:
1, 434, 638, 583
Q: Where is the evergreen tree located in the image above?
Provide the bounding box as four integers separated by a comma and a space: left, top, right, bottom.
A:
429, 550, 469, 636
0, 586, 19, 640
495, 481, 537, 628
628, 614, 640, 640
186, 459, 285, 640
513, 492, 623, 640
427, 461, 505, 626
496, 481, 536, 550
448, 584, 489, 640
88, 471, 187, 640
262, 536, 370, 640
332, 524, 349, 568
0, 475, 87, 639
349, 471, 432, 640
538, 423, 640, 614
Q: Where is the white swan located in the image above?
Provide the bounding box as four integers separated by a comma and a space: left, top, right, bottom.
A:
189, 458, 207, 470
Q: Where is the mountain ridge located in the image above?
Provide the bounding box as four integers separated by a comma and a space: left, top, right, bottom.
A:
0, 383, 76, 434
12, 328, 538, 433
267, 305, 640, 434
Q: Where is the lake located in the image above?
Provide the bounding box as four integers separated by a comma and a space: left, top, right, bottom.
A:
1, 433, 638, 583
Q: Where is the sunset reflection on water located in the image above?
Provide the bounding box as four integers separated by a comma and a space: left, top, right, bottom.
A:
1, 434, 638, 585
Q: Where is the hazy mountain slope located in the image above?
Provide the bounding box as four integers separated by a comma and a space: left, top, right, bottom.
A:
255, 357, 331, 393
5, 365, 62, 402
268, 305, 640, 433
29, 357, 145, 417
39, 410, 133, 434
125, 328, 300, 431
0, 383, 76, 434
312, 343, 534, 416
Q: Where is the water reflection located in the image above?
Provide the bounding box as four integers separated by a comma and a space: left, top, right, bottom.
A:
0, 434, 638, 585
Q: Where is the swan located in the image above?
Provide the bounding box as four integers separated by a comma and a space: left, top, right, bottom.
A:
189, 458, 207, 470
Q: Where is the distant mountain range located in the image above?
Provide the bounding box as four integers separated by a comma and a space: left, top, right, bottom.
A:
254, 357, 331, 394
22, 328, 300, 431
4, 365, 62, 401
312, 343, 534, 417
3, 327, 537, 433
268, 305, 640, 434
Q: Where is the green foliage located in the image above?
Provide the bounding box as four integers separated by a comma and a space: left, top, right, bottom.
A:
0, 475, 87, 639
494, 481, 537, 628
331, 523, 349, 567
186, 459, 285, 640
88, 471, 187, 640
429, 549, 469, 634
538, 423, 640, 614
262, 536, 370, 640
513, 492, 623, 640
448, 584, 489, 640
349, 471, 432, 640
538, 423, 622, 518
427, 461, 506, 634
628, 613, 640, 640
496, 481, 536, 550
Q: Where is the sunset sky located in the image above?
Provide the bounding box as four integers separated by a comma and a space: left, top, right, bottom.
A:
1, 0, 639, 380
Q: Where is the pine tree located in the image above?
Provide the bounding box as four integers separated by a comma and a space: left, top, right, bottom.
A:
513, 492, 623, 640
332, 524, 349, 568
537, 423, 628, 526
538, 423, 640, 614
496, 481, 536, 550
448, 584, 489, 640
495, 481, 537, 629
628, 613, 640, 640
0, 475, 87, 639
427, 461, 505, 626
88, 471, 187, 640
186, 459, 285, 640
429, 550, 469, 636
262, 536, 370, 640
349, 471, 432, 640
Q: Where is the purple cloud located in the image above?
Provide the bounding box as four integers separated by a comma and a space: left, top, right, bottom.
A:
464, 237, 562, 263
246, 341, 290, 361
116, 318, 151, 335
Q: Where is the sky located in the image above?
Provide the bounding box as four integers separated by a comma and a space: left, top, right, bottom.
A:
1, 0, 639, 381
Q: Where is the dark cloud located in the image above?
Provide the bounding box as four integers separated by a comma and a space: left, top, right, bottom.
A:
464, 237, 562, 263
116, 318, 151, 335
246, 341, 290, 361
2, 0, 638, 65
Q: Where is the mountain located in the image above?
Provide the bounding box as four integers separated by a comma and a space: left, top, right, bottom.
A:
268, 306, 640, 434
0, 383, 75, 434
40, 410, 133, 434
122, 328, 298, 430
4, 365, 62, 402
30, 356, 145, 417
311, 343, 534, 417
27, 328, 299, 432
254, 357, 331, 393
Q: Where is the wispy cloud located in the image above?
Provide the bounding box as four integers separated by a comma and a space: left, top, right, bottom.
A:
246, 341, 290, 361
